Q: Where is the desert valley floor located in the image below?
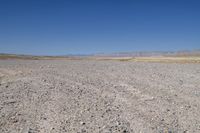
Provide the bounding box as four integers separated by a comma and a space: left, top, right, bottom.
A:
0, 59, 200, 133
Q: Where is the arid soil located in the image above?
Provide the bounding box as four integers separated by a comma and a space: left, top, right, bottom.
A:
0, 60, 200, 133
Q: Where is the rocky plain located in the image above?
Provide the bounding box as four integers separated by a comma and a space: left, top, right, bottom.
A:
0, 59, 200, 133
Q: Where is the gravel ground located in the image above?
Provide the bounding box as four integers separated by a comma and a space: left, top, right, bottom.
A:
0, 60, 200, 133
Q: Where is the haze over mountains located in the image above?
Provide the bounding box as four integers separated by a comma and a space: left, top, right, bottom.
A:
1, 49, 200, 58
94, 49, 200, 57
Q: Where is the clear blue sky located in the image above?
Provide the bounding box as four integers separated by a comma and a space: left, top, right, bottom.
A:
0, 0, 200, 55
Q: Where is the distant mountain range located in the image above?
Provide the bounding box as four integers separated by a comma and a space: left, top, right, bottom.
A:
1, 49, 200, 59
93, 50, 200, 57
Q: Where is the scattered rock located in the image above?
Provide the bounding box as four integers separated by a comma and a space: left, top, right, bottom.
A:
0, 60, 199, 133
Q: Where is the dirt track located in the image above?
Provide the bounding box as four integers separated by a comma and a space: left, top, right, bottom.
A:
0, 60, 200, 133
